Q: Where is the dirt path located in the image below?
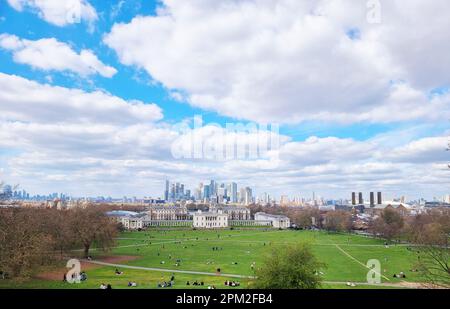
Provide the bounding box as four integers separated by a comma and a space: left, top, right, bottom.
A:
83, 259, 255, 279
35, 256, 139, 281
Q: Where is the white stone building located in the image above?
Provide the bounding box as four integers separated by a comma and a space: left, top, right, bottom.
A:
193, 210, 228, 229
121, 216, 144, 230
209, 206, 251, 220
147, 205, 189, 220
254, 212, 291, 229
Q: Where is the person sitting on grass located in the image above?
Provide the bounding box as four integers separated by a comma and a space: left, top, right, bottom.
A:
128, 281, 137, 287
99, 283, 107, 289
115, 268, 123, 275
80, 271, 87, 281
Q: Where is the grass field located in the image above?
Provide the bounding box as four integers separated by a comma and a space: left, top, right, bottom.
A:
0, 228, 425, 289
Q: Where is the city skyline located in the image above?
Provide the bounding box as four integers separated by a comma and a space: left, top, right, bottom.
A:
2, 178, 450, 206
0, 1, 449, 200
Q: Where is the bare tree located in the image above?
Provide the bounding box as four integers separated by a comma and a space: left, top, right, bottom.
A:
407, 209, 450, 288
323, 210, 352, 232
0, 208, 55, 278
68, 205, 118, 258
369, 208, 405, 241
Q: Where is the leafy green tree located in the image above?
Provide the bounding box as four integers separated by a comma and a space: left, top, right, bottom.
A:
253, 243, 325, 289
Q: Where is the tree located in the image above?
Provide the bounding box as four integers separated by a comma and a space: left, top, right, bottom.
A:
407, 209, 450, 288
253, 243, 326, 289
69, 206, 118, 258
291, 207, 321, 229
41, 209, 77, 259
369, 208, 404, 241
323, 210, 352, 232
0, 208, 55, 278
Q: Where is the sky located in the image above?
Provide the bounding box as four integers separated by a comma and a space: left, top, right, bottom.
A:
0, 0, 449, 200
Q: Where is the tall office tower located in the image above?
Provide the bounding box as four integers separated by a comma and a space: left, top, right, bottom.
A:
351, 192, 356, 205
175, 183, 180, 199
194, 188, 201, 201
358, 192, 363, 205
230, 182, 238, 203
239, 187, 246, 204
185, 190, 191, 200
164, 180, 169, 201
210, 180, 216, 196
170, 183, 176, 201
217, 187, 226, 203
180, 184, 185, 198
244, 187, 253, 205
377, 192, 382, 204
370, 192, 375, 206
261, 192, 269, 204
203, 184, 210, 199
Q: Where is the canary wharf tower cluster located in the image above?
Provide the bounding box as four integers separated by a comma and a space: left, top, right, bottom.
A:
164, 180, 252, 205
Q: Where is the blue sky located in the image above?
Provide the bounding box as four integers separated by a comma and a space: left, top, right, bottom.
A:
0, 0, 449, 200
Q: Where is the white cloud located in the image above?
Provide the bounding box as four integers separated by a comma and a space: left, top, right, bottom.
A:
7, 0, 97, 27
0, 34, 117, 78
0, 72, 162, 124
104, 0, 450, 124
376, 136, 450, 164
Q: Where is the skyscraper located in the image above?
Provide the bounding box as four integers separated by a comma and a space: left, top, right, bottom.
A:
164, 180, 169, 201
229, 182, 238, 203
358, 192, 363, 205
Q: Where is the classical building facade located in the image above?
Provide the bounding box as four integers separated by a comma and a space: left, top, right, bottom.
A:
210, 206, 251, 220
254, 212, 291, 229
193, 210, 228, 229
147, 206, 190, 220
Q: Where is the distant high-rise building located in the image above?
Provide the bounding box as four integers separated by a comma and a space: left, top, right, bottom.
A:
351, 192, 356, 205
244, 187, 253, 205
164, 180, 169, 201
377, 192, 382, 204
370, 192, 375, 206
203, 184, 210, 200
229, 182, 238, 203
210, 180, 217, 196
358, 192, 363, 205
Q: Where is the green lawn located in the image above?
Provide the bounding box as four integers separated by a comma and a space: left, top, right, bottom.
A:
0, 229, 425, 289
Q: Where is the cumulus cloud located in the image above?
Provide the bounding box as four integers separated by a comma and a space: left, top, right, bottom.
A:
0, 34, 117, 78
104, 0, 450, 124
0, 72, 162, 125
7, 0, 97, 27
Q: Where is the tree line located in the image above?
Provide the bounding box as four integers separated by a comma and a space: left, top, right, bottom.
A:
249, 204, 449, 287
0, 205, 118, 279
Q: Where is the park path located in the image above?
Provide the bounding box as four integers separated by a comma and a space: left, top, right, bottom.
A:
82, 259, 255, 279
82, 259, 421, 288
334, 244, 391, 281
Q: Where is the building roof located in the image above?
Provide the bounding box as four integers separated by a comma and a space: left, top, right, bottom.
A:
255, 212, 289, 220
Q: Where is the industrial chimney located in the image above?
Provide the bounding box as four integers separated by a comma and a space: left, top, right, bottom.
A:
370, 192, 375, 207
